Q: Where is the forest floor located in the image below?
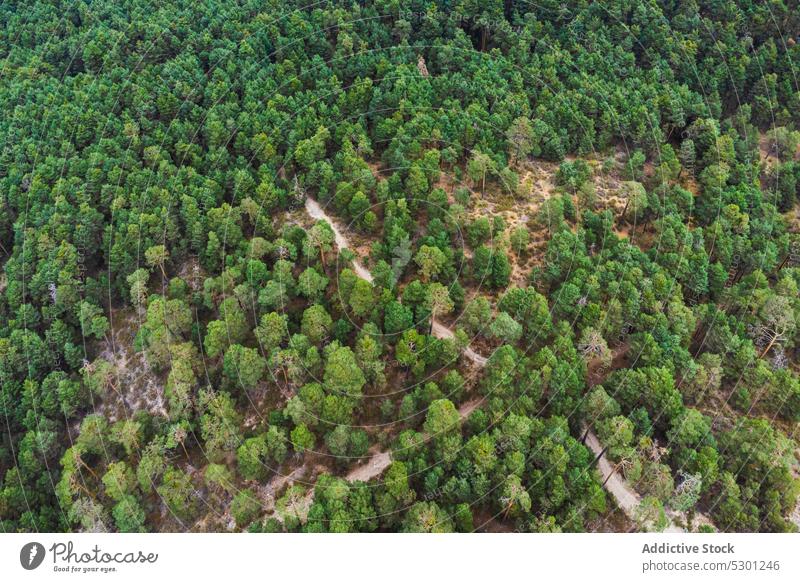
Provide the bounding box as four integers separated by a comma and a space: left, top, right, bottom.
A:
95, 309, 168, 424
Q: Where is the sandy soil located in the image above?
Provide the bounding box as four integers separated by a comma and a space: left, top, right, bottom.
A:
305, 197, 373, 282
345, 448, 392, 483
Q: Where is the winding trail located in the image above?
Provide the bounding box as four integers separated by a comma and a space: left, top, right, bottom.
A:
583, 428, 689, 532
304, 196, 713, 532
583, 429, 642, 517
306, 198, 373, 283
307, 197, 486, 365
346, 448, 391, 483
431, 320, 489, 366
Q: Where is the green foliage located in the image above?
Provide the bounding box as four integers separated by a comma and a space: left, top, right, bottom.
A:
231, 490, 261, 528
290, 424, 316, 454
199, 389, 243, 462
223, 344, 266, 391
102, 461, 137, 502
414, 245, 447, 282
157, 467, 196, 520
112, 496, 147, 533
1, 0, 798, 535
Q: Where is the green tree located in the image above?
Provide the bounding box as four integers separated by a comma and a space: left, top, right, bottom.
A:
467, 150, 495, 195
102, 461, 137, 502
199, 389, 242, 461
423, 399, 462, 464
425, 283, 454, 331
384, 301, 414, 336
231, 490, 261, 528
298, 267, 329, 301
112, 495, 146, 532
256, 312, 288, 354
489, 312, 523, 343
414, 245, 446, 282
348, 278, 375, 319
157, 467, 196, 520
78, 301, 109, 340
323, 346, 366, 399
290, 423, 316, 453
509, 226, 530, 255
301, 305, 333, 345
223, 344, 267, 391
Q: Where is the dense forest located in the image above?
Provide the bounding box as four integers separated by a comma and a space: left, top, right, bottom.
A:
1, 0, 799, 533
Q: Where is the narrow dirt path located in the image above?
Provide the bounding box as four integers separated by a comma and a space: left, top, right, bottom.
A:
583, 429, 642, 517
457, 397, 483, 419
303, 196, 714, 531
431, 320, 488, 365
583, 428, 686, 532
345, 448, 392, 483
306, 197, 373, 282
344, 397, 483, 483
